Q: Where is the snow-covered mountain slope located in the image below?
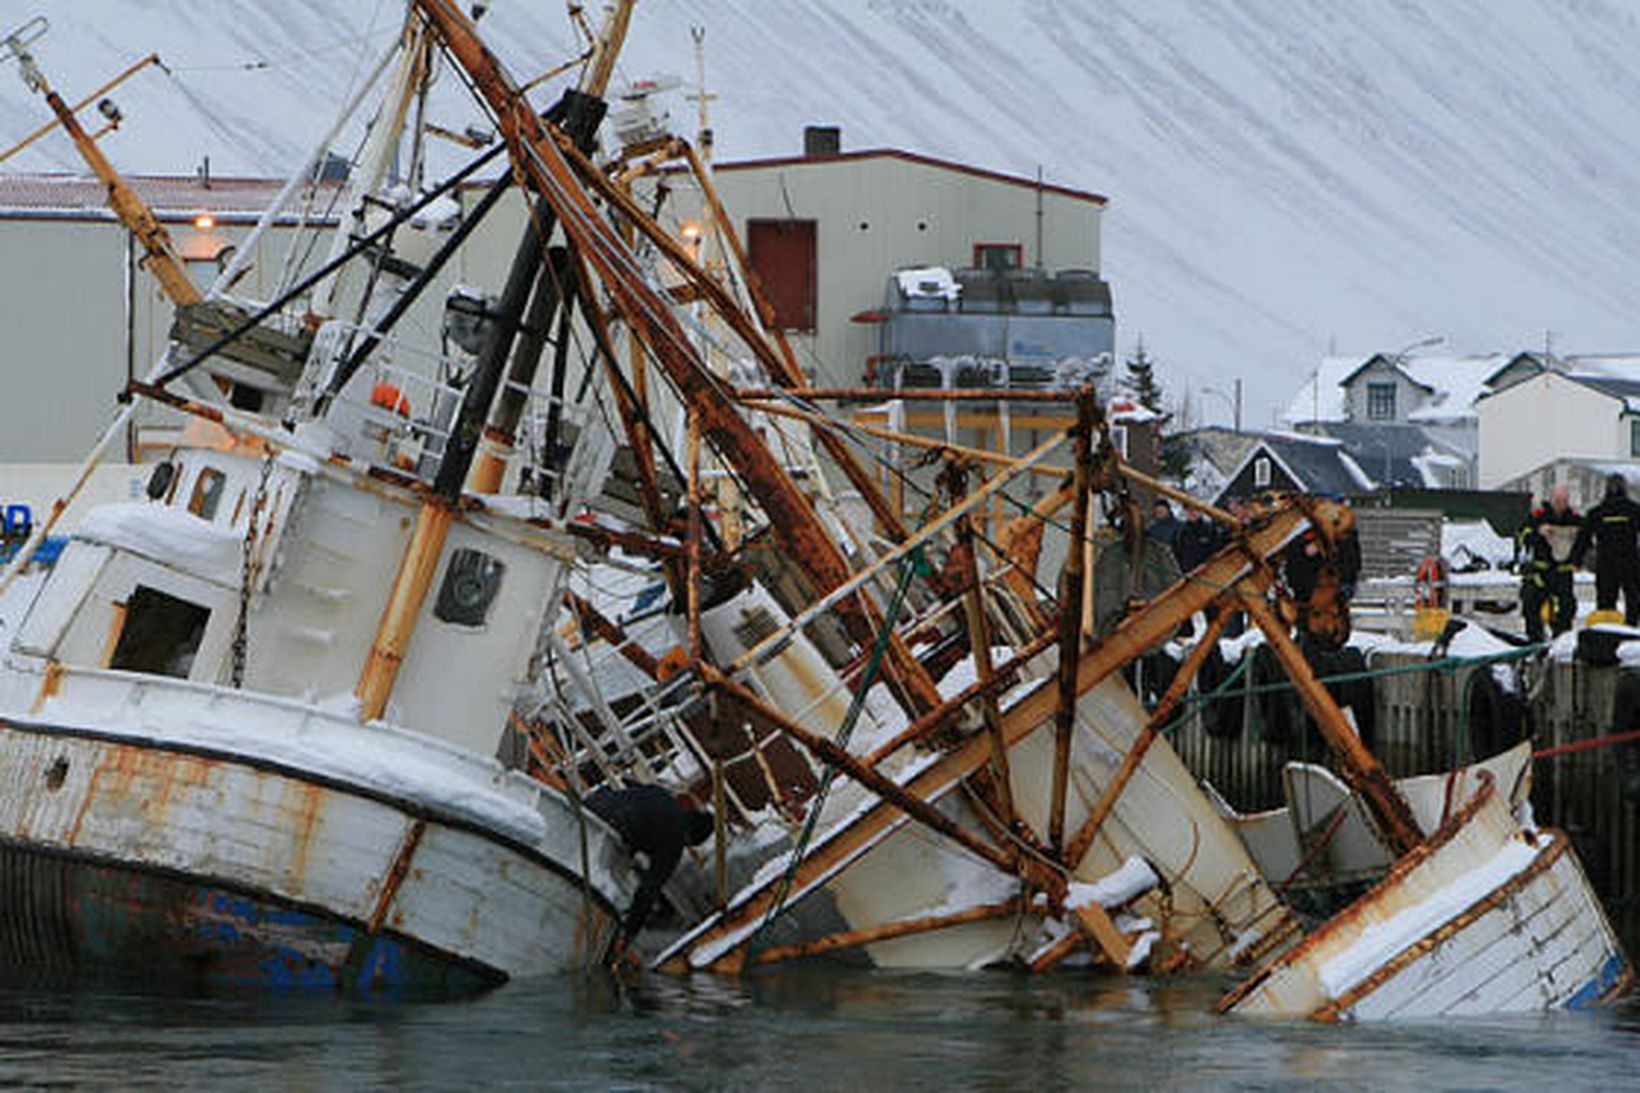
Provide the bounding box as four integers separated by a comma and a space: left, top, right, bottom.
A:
6, 0, 1640, 423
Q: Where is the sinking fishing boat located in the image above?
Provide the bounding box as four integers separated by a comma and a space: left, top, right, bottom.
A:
0, 0, 1626, 1017
0, 7, 644, 991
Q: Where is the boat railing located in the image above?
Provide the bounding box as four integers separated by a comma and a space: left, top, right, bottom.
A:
317, 319, 609, 498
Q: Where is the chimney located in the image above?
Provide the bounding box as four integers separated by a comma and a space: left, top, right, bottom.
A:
804, 125, 841, 157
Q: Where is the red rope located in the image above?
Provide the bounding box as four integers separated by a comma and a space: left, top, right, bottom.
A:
1534, 728, 1640, 761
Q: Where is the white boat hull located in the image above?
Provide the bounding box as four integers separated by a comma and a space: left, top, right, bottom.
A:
0, 670, 631, 992
1220, 774, 1630, 1020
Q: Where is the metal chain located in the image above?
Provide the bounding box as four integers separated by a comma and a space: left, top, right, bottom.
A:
231, 450, 277, 688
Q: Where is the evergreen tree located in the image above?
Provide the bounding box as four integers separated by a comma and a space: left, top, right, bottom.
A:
1124, 335, 1166, 415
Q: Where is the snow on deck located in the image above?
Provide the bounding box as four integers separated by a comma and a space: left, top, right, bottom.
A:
1318, 837, 1539, 998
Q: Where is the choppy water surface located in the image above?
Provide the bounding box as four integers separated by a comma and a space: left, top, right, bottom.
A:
1, 968, 1637, 1089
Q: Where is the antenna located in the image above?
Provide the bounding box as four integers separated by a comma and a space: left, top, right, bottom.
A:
687, 25, 716, 159
1, 16, 50, 91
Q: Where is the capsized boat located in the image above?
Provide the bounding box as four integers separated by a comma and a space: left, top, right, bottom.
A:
1218, 770, 1629, 1020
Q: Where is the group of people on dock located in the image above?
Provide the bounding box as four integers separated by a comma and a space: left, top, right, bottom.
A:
1517, 473, 1640, 640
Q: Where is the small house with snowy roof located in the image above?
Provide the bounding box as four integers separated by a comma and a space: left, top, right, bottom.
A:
1211, 431, 1373, 507
1282, 350, 1552, 490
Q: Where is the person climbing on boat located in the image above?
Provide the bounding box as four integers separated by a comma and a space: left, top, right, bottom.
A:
586, 783, 714, 956
1516, 484, 1581, 641
1573, 474, 1640, 626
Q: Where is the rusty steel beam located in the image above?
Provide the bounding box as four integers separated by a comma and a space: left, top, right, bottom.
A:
562, 520, 684, 561
702, 665, 1017, 875
750, 899, 1021, 966
673, 141, 910, 542
943, 459, 1015, 824
1048, 390, 1097, 853
564, 135, 912, 545
1239, 588, 1422, 856
565, 593, 660, 679
665, 502, 1331, 972
735, 387, 1083, 403
686, 410, 704, 661
356, 502, 455, 721
414, 0, 941, 711
727, 429, 1070, 675
861, 627, 1058, 767
1066, 605, 1233, 870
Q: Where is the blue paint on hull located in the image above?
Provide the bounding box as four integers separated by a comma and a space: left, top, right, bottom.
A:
0, 842, 498, 997
1564, 952, 1630, 1010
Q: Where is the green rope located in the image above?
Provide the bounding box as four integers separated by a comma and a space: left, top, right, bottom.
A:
1169, 642, 1538, 718
748, 545, 931, 947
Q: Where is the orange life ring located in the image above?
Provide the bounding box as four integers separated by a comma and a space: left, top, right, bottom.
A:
1413, 555, 1448, 609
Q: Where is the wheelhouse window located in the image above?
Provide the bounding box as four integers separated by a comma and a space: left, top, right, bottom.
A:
188, 468, 226, 520
1630, 418, 1640, 458
435, 548, 506, 627
1366, 382, 1397, 421
108, 585, 210, 679
973, 243, 1023, 272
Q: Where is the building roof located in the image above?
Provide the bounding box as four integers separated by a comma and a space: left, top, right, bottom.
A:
1567, 374, 1640, 411
704, 148, 1108, 206
1314, 421, 1462, 489
1563, 354, 1640, 379
1220, 431, 1374, 501
0, 173, 344, 222
1284, 350, 1521, 427
1399, 353, 1513, 424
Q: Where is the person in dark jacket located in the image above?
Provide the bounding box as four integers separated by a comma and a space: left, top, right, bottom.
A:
1172, 510, 1224, 573
586, 784, 714, 951
1146, 499, 1182, 552
1573, 474, 1640, 625
1517, 484, 1582, 641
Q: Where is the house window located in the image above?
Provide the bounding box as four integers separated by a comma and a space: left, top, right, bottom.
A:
1253, 456, 1272, 488
108, 585, 211, 679
746, 218, 817, 331
1366, 382, 1397, 421
188, 468, 226, 521
972, 243, 1023, 271
1630, 419, 1640, 458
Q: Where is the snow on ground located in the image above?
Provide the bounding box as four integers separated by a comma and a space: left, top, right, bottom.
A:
1443, 520, 1515, 571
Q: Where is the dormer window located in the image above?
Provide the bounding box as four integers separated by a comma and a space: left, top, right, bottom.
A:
1367, 382, 1396, 421
1254, 456, 1272, 488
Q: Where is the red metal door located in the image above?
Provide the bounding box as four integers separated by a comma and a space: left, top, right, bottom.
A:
747, 218, 817, 332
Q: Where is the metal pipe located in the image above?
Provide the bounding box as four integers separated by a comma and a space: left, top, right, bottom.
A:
735, 387, 1083, 402
1048, 389, 1096, 853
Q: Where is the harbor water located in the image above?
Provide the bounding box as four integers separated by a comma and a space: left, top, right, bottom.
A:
3, 967, 1639, 1089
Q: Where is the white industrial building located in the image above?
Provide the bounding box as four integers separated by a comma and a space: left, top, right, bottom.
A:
645, 131, 1110, 389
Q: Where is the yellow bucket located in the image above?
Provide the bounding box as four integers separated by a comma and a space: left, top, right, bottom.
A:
1586, 609, 1626, 628
1412, 606, 1451, 640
